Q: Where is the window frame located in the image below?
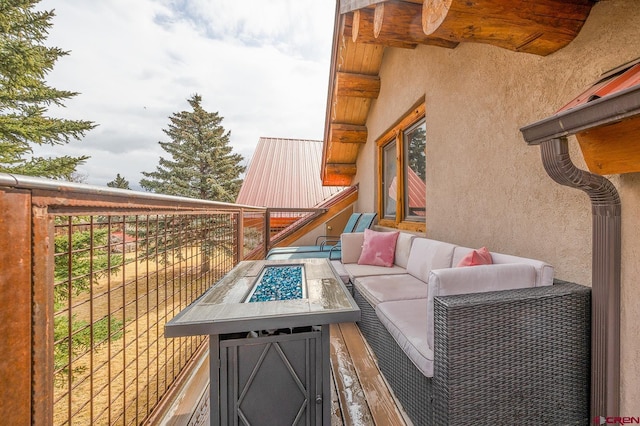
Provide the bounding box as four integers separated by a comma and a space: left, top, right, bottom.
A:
376, 100, 426, 232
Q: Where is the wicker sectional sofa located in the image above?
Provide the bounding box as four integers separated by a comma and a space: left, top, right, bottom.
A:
330, 231, 590, 425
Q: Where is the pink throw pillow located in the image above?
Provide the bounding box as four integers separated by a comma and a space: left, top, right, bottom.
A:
457, 247, 493, 267
357, 229, 400, 267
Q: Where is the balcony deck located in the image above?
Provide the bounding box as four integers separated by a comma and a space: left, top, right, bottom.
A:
0, 174, 401, 425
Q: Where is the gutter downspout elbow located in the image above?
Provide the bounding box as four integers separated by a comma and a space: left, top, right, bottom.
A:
540, 137, 621, 419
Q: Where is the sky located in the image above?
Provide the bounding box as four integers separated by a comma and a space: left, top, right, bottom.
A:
35, 0, 336, 190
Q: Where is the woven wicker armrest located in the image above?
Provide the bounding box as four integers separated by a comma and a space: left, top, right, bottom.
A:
432, 282, 591, 425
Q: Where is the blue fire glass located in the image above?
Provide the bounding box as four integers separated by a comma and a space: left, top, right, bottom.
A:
248, 265, 304, 302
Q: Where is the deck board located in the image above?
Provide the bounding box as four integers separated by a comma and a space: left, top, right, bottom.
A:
330, 371, 344, 426
330, 323, 408, 426
330, 323, 374, 425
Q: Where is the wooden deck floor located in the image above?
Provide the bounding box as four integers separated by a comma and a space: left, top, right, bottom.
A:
329, 323, 409, 426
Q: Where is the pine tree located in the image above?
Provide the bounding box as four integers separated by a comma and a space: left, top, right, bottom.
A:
139, 95, 244, 274
107, 173, 130, 189
0, 0, 96, 179
140, 94, 245, 202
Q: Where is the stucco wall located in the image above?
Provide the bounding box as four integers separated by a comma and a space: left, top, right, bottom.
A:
353, 0, 640, 414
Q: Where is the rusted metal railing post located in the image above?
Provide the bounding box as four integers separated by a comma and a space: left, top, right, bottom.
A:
31, 202, 55, 425
0, 188, 35, 424
264, 208, 271, 258
236, 210, 244, 262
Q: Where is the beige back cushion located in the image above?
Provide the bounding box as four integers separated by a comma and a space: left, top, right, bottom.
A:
340, 232, 365, 264
452, 246, 554, 287
406, 238, 457, 282
426, 263, 538, 356
394, 232, 416, 269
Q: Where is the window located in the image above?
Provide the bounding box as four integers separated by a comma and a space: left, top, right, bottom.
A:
377, 101, 426, 232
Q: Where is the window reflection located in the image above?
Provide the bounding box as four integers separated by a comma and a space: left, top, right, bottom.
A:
383, 141, 396, 218
405, 121, 426, 219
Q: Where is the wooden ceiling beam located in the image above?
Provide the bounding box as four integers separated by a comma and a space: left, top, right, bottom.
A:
330, 123, 368, 144
326, 163, 357, 176
342, 9, 353, 38
422, 0, 594, 56
335, 72, 381, 99
323, 174, 355, 187
353, 8, 417, 49
374, 1, 459, 49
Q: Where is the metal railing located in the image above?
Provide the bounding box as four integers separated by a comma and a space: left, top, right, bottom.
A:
242, 208, 328, 260
52, 212, 237, 425
0, 174, 327, 425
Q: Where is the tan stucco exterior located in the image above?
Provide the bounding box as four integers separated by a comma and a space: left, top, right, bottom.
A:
352, 0, 640, 414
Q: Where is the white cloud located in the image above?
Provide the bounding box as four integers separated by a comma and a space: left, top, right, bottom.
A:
35, 0, 335, 189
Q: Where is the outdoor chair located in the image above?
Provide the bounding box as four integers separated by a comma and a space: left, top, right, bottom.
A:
267, 212, 377, 257
268, 212, 361, 255
267, 213, 378, 260
314, 211, 362, 249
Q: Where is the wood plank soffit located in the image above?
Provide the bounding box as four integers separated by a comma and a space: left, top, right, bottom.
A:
577, 117, 640, 175
340, 0, 422, 15
330, 123, 368, 144
340, 0, 385, 15
335, 72, 381, 99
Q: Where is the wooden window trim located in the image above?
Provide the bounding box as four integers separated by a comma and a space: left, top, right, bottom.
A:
376, 99, 426, 232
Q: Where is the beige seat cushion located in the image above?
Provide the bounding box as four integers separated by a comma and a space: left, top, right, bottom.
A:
330, 260, 350, 284
343, 263, 407, 281
354, 274, 428, 307
375, 299, 433, 377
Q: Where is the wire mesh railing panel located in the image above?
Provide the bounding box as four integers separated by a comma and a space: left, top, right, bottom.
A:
267, 211, 308, 236
267, 208, 325, 247
241, 210, 266, 258
52, 211, 238, 425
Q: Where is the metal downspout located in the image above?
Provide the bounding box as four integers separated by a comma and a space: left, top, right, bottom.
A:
540, 137, 621, 418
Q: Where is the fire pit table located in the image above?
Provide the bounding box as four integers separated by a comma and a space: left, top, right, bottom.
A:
165, 258, 360, 426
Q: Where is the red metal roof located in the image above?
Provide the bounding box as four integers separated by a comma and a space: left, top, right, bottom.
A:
558, 61, 640, 113
236, 137, 347, 208
387, 168, 426, 214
